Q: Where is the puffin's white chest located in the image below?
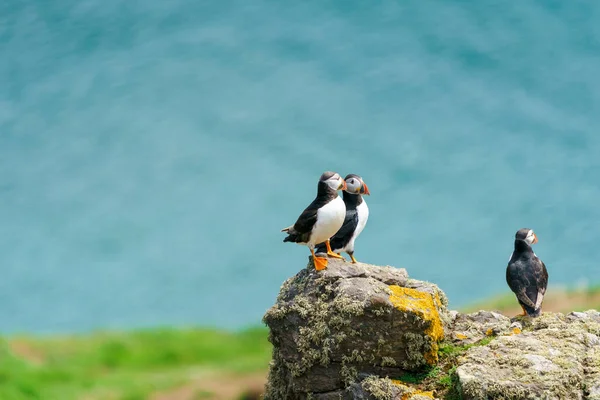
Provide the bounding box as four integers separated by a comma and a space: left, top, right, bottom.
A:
342, 200, 369, 252
311, 196, 345, 245
354, 201, 369, 239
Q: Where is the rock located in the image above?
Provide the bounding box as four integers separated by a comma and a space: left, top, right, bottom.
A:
567, 309, 600, 323
451, 310, 511, 344
263, 258, 600, 399
262, 258, 449, 399
344, 376, 437, 400
509, 321, 523, 333
456, 311, 600, 400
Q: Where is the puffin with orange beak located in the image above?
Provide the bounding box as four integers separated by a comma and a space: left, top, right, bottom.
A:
506, 228, 548, 317
281, 171, 347, 271
316, 174, 370, 263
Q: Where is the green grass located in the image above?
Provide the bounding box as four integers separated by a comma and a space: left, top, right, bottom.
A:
393, 336, 496, 399
0, 327, 271, 400
437, 366, 455, 388
394, 365, 441, 385
437, 336, 494, 358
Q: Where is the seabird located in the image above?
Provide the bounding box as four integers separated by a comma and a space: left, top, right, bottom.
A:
506, 228, 548, 317
316, 174, 370, 263
281, 171, 347, 270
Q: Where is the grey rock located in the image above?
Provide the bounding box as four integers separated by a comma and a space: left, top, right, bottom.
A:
450, 310, 512, 344
509, 321, 523, 331
456, 312, 600, 400
311, 391, 345, 400
263, 258, 600, 399
567, 309, 600, 323
344, 376, 438, 400
263, 258, 448, 399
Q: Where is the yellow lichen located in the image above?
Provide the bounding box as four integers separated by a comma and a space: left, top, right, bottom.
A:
511, 327, 522, 335
389, 382, 435, 400
486, 328, 494, 336
388, 285, 444, 364
455, 333, 468, 340
409, 391, 435, 399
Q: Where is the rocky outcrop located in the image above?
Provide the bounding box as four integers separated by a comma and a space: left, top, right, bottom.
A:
456, 310, 600, 400
262, 258, 449, 399
263, 259, 600, 399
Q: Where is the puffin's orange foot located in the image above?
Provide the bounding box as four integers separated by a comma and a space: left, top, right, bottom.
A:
516, 305, 527, 317
314, 256, 328, 271
327, 251, 345, 259
325, 240, 344, 259
349, 253, 358, 263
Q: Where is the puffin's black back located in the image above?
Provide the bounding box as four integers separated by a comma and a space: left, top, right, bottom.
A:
506, 239, 548, 316
282, 180, 339, 244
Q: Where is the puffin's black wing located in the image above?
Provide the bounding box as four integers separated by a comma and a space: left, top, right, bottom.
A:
505, 259, 538, 310
282, 202, 320, 243
535, 259, 549, 308
315, 209, 358, 253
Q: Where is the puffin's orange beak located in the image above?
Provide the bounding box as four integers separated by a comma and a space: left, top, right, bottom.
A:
533, 233, 538, 244
361, 183, 370, 195
339, 180, 347, 191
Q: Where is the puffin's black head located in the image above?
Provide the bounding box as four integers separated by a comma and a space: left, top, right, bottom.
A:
344, 174, 370, 195
515, 228, 538, 245
319, 171, 346, 191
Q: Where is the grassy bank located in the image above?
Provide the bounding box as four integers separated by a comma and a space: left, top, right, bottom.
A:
0, 327, 271, 400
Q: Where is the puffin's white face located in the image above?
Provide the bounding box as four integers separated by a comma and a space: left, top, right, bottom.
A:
325, 173, 346, 191
525, 229, 538, 245
345, 176, 370, 195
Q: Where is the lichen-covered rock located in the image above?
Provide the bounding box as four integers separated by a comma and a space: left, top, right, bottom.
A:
451, 310, 512, 344
456, 310, 600, 400
262, 258, 449, 399
344, 376, 437, 400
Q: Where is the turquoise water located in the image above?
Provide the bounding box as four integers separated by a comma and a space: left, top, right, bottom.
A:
1, 1, 600, 333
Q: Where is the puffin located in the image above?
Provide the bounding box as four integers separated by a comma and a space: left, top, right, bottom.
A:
315, 174, 370, 263
506, 228, 548, 317
281, 171, 347, 271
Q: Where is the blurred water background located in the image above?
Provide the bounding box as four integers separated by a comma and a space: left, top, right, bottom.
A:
1, 0, 600, 334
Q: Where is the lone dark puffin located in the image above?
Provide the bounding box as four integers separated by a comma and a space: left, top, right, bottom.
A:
506, 228, 548, 317
315, 174, 370, 263
281, 171, 347, 271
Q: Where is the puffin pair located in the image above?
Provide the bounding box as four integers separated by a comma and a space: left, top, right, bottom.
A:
506, 228, 548, 317
281, 171, 370, 271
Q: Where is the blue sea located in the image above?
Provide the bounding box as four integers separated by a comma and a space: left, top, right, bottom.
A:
1, 0, 600, 334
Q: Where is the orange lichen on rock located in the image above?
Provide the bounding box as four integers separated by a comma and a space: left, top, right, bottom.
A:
403, 390, 435, 400
388, 285, 445, 365
389, 380, 435, 400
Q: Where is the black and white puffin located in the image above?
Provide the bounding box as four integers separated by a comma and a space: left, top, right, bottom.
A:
315, 174, 370, 263
281, 171, 347, 271
506, 228, 548, 317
